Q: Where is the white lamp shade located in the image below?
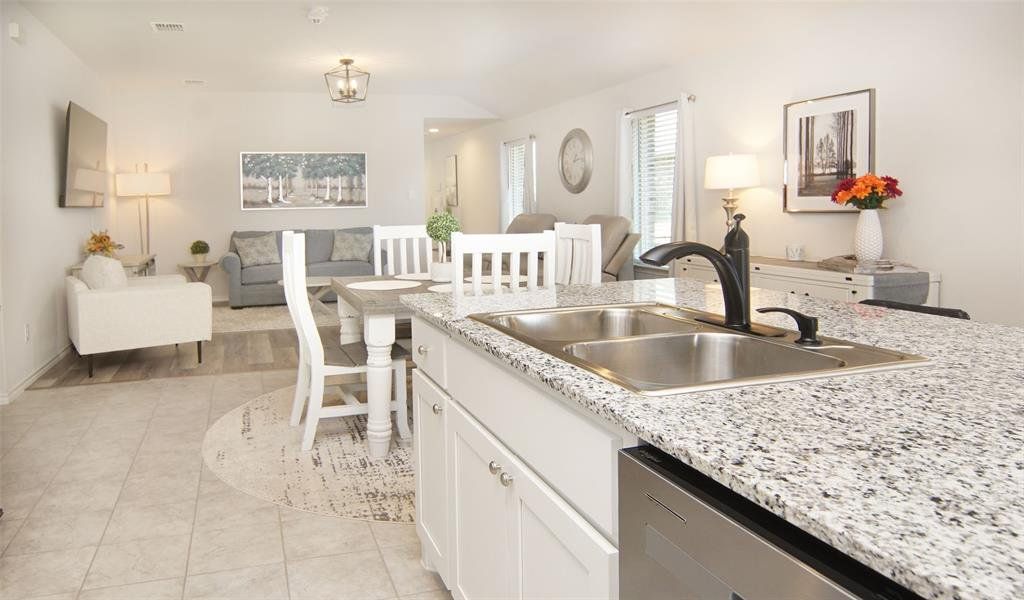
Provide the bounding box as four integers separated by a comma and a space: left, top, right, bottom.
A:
73, 168, 106, 194
704, 154, 760, 190
116, 172, 171, 197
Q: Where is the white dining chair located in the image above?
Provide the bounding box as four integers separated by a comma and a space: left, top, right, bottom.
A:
282, 231, 411, 451
450, 231, 556, 296
554, 222, 603, 285
373, 224, 433, 276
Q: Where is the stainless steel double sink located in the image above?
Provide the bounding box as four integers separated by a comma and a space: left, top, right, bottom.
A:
471, 303, 927, 395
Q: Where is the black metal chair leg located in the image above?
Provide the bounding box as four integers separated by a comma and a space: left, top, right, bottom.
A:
197, 341, 203, 364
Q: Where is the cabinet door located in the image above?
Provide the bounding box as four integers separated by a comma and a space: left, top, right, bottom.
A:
509, 454, 618, 600
412, 369, 449, 582
448, 400, 515, 600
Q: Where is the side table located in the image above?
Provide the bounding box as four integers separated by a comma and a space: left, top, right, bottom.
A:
179, 260, 218, 283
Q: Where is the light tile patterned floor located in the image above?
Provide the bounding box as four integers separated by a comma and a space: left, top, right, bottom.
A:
0, 371, 450, 600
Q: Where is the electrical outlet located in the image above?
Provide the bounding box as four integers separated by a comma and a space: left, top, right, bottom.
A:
23, 323, 30, 342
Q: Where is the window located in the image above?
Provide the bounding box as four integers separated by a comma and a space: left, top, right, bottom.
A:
501, 137, 535, 230
629, 105, 678, 261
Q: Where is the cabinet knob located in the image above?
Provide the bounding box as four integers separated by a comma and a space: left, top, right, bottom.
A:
431, 403, 442, 415
417, 345, 429, 356
499, 472, 514, 487
488, 460, 502, 475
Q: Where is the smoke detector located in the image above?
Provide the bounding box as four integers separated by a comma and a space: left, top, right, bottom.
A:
150, 22, 185, 33
307, 6, 329, 25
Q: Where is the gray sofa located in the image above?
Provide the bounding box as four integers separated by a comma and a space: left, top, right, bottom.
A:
220, 228, 376, 308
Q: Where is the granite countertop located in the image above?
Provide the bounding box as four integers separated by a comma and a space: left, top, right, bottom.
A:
401, 278, 1024, 600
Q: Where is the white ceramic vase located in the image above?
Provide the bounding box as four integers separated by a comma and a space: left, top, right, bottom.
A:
430, 261, 453, 283
193, 253, 207, 264
854, 209, 883, 262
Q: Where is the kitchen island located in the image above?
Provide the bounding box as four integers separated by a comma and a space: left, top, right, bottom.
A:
402, 278, 1023, 600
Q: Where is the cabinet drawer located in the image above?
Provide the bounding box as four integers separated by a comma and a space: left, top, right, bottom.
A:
412, 317, 449, 388
447, 339, 630, 540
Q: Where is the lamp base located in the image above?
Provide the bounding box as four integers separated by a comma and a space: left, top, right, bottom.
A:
722, 196, 740, 229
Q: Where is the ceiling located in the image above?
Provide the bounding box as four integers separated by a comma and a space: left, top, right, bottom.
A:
21, 1, 729, 118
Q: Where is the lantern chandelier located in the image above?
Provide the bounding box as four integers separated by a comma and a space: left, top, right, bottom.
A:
325, 58, 369, 103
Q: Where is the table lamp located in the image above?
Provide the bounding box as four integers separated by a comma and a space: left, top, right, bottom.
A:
116, 164, 170, 255
704, 154, 760, 229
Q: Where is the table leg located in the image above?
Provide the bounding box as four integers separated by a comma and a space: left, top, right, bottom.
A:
309, 286, 332, 314
364, 312, 395, 459
337, 298, 363, 344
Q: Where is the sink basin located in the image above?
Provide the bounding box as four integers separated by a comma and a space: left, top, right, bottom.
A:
470, 303, 928, 395
565, 333, 845, 393
489, 306, 708, 343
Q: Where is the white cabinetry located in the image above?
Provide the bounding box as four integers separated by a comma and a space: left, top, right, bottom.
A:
676, 256, 942, 306
412, 316, 626, 600
412, 369, 449, 581
446, 399, 617, 600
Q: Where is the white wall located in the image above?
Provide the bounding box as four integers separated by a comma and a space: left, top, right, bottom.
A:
426, 2, 1024, 325
111, 91, 491, 300
1, 2, 115, 398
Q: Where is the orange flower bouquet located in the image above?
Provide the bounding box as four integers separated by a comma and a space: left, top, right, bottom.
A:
84, 230, 124, 257
831, 173, 902, 210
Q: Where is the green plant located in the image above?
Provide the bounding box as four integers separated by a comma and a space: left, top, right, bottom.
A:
190, 240, 210, 255
426, 211, 460, 244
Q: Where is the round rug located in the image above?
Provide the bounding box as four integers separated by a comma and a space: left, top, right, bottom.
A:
202, 386, 414, 522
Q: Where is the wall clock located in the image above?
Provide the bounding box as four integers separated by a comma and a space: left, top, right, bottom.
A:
558, 128, 593, 194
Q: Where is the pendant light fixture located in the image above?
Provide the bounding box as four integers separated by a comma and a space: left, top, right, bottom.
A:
325, 58, 369, 103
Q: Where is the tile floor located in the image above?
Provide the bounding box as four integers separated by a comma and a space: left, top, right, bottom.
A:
0, 370, 450, 600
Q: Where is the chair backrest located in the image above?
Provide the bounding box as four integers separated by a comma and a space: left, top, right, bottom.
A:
554, 223, 602, 285
282, 232, 325, 364
858, 299, 970, 320
373, 224, 433, 276
451, 231, 556, 296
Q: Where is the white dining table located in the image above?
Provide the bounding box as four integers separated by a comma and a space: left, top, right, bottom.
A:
330, 274, 434, 459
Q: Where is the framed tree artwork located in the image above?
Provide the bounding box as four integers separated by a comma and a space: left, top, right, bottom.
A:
444, 154, 459, 207
783, 89, 875, 213
239, 152, 367, 210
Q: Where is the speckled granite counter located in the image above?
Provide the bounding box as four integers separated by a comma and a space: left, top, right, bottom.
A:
401, 278, 1024, 600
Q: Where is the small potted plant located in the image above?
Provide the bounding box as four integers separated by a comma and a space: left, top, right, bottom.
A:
189, 240, 211, 264
426, 211, 460, 282
831, 173, 902, 262
84, 230, 124, 257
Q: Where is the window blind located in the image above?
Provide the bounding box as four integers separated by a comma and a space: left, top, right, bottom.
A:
502, 137, 534, 230
630, 106, 678, 260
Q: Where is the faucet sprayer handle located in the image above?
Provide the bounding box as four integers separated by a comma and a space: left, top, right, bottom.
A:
756, 307, 821, 345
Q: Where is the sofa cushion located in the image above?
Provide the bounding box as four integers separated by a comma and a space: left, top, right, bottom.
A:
506, 213, 556, 234
583, 215, 631, 270
80, 255, 128, 289
240, 263, 284, 285
303, 230, 335, 264
233, 232, 280, 268
307, 260, 375, 278
331, 231, 373, 262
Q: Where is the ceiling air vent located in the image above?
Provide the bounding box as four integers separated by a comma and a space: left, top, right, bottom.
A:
150, 22, 185, 33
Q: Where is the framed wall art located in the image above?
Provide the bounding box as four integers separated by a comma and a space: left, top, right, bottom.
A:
783, 89, 874, 213
444, 154, 459, 207
239, 152, 367, 210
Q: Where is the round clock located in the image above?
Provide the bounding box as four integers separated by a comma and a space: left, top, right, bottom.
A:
558, 128, 593, 194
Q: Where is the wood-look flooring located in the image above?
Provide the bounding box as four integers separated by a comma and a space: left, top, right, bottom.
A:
30, 327, 410, 390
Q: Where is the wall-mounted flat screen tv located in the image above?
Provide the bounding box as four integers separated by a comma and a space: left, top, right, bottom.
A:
60, 101, 108, 207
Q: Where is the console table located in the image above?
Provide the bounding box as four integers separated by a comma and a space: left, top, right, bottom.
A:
70, 254, 157, 278
677, 255, 941, 306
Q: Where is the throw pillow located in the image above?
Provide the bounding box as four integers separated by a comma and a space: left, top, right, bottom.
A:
80, 255, 128, 289
331, 231, 373, 262
234, 233, 281, 268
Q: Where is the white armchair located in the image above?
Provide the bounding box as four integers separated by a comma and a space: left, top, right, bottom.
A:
66, 274, 212, 377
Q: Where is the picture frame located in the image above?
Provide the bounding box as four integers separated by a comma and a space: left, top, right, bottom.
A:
444, 154, 459, 207
783, 89, 875, 213
239, 151, 367, 210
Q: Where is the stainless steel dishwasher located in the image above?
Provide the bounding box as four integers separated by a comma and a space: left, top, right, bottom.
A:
619, 446, 922, 600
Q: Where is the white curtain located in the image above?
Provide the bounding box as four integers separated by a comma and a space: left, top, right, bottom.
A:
613, 108, 632, 221
674, 93, 698, 246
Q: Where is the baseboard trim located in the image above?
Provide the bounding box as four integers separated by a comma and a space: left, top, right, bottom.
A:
1, 344, 73, 405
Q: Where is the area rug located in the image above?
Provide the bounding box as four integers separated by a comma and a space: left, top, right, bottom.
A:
202, 385, 415, 522
213, 304, 340, 333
